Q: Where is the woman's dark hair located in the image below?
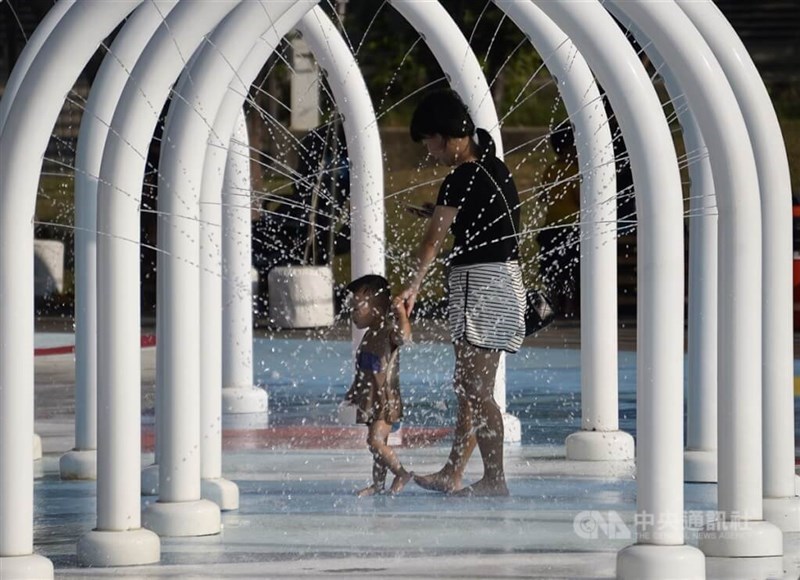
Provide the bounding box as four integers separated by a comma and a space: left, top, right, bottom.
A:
410, 89, 476, 142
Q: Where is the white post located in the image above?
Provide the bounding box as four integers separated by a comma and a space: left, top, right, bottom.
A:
607, 24, 720, 482
154, 1, 317, 523
95, 0, 245, 539
221, 112, 266, 421
533, 1, 705, 576
63, 0, 178, 483
202, 10, 337, 426
298, 7, 386, 356
495, 0, 632, 460
681, 111, 718, 484
607, 0, 782, 571
678, 0, 800, 533
0, 0, 75, 478
0, 1, 148, 575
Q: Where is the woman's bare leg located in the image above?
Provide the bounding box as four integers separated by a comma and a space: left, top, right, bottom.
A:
414, 342, 479, 493
452, 343, 508, 497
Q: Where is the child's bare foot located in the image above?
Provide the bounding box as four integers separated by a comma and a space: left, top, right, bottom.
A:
413, 471, 460, 493
389, 470, 413, 495
449, 477, 509, 497
356, 483, 384, 497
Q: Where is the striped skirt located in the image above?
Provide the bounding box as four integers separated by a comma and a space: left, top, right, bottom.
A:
447, 261, 526, 353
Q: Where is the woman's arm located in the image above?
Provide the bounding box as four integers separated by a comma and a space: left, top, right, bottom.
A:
400, 204, 457, 315
391, 296, 412, 345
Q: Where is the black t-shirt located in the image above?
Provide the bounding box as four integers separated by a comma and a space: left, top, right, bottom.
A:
436, 159, 521, 267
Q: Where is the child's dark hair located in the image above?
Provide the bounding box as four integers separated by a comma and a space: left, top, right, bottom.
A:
410, 89, 476, 142
346, 274, 391, 307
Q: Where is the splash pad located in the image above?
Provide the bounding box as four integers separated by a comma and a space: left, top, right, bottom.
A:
0, 1, 796, 578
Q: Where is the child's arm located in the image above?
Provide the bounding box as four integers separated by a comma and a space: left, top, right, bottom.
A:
391, 296, 412, 345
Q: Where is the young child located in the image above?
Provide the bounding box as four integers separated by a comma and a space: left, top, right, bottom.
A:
344, 274, 412, 496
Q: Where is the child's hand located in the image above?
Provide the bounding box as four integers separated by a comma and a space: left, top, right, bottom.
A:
392, 296, 406, 316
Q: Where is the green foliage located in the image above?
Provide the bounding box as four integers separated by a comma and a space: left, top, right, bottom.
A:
333, 1, 560, 127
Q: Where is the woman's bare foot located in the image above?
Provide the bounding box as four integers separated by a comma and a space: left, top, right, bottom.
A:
449, 477, 509, 497
356, 483, 384, 497
413, 471, 460, 493
389, 470, 413, 495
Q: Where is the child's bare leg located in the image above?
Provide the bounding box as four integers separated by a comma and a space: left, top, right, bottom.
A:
356, 458, 387, 497
367, 420, 412, 494
415, 344, 478, 493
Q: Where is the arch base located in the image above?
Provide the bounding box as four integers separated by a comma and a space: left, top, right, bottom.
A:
77, 528, 160, 567
142, 499, 220, 537
704, 556, 784, 579
60, 449, 97, 480
201, 477, 239, 511
616, 544, 705, 579
699, 520, 783, 557
763, 496, 800, 533
0, 554, 54, 579
222, 386, 268, 416
566, 430, 634, 461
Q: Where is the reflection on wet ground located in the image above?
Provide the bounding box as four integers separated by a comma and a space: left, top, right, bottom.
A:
30, 328, 800, 578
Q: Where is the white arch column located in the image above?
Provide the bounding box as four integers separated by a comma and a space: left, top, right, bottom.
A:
607, 0, 783, 573
297, 9, 385, 286
387, 0, 521, 441
96, 0, 250, 539
680, 109, 718, 484
678, 0, 800, 533
220, 111, 263, 421
206, 5, 384, 428
63, 0, 178, 484
496, 0, 633, 462
158, 0, 317, 514
532, 1, 705, 577
0, 1, 147, 576
614, 33, 719, 483
0, 0, 75, 474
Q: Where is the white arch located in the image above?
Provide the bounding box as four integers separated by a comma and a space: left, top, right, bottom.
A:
220, 110, 259, 415
157, 0, 318, 514
494, 0, 632, 461
201, 6, 386, 428
388, 0, 502, 155
531, 1, 705, 576
0, 0, 77, 470
602, 14, 721, 486
607, 0, 784, 567
0, 0, 148, 574
0, 0, 75, 131
680, 105, 719, 484
62, 0, 179, 484
677, 0, 799, 532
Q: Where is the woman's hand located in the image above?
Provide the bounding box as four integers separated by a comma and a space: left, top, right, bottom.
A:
399, 286, 419, 318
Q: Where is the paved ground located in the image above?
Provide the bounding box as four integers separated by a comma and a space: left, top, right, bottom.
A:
25, 320, 800, 579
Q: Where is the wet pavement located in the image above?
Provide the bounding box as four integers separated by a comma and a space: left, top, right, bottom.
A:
28, 321, 800, 579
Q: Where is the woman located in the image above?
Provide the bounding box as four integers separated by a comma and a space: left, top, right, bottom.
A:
400, 89, 525, 497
